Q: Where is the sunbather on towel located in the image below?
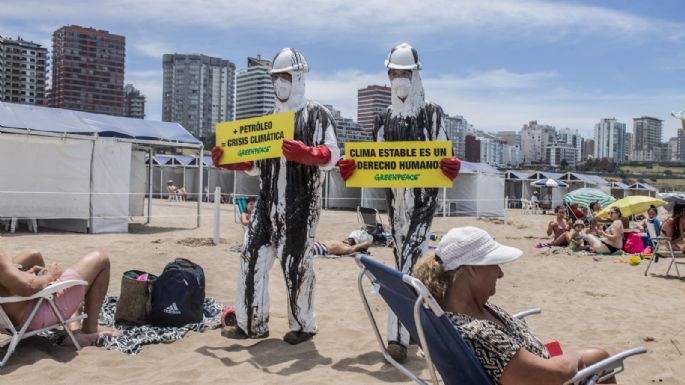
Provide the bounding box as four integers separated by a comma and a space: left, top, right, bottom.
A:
413, 227, 618, 385
0, 249, 116, 346
311, 238, 372, 257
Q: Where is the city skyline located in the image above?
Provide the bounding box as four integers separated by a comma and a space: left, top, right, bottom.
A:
1, 0, 683, 139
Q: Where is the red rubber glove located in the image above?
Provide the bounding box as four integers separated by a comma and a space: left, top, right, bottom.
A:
440, 156, 461, 180
339, 159, 356, 181
210, 146, 253, 171
282, 139, 331, 166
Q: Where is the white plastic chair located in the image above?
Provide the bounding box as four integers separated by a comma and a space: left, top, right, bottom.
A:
0, 279, 88, 368
644, 222, 684, 277
2, 218, 38, 233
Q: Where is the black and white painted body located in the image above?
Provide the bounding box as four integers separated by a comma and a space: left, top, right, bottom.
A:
234, 50, 340, 337
374, 45, 448, 348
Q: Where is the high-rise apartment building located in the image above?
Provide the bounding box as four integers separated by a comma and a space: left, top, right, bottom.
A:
624, 132, 633, 161
593, 118, 626, 163
556, 128, 582, 163
123, 83, 145, 119
235, 56, 273, 120
445, 115, 471, 159
0, 36, 48, 105
520, 120, 556, 164
582, 139, 595, 160
633, 116, 663, 152
357, 85, 390, 131
324, 104, 369, 155
49, 25, 125, 115
678, 130, 685, 162
162, 53, 236, 146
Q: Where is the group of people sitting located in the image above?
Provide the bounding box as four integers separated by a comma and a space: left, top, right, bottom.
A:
543, 199, 685, 255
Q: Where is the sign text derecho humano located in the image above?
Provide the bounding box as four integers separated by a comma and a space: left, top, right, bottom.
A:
345, 141, 452, 188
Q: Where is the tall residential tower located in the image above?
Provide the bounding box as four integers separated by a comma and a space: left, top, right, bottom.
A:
0, 36, 48, 105
235, 56, 274, 120
49, 25, 125, 115
162, 53, 236, 146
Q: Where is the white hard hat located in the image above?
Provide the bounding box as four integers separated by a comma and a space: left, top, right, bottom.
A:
385, 43, 422, 70
270, 48, 309, 74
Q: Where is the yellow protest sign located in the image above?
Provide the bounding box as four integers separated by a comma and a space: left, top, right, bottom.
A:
345, 141, 452, 188
215, 111, 295, 163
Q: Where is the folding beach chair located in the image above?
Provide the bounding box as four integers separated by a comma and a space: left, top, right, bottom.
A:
0, 279, 88, 368
357, 206, 393, 247
644, 222, 685, 277
356, 254, 646, 385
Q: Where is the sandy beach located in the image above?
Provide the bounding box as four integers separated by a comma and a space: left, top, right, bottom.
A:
1, 199, 684, 384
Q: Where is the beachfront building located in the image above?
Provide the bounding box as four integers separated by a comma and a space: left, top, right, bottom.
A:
593, 118, 626, 163
162, 53, 236, 147
463, 132, 503, 166
445, 114, 471, 159
633, 116, 663, 154
669, 137, 679, 161
235, 56, 273, 120
546, 142, 578, 167
582, 139, 595, 160
678, 130, 685, 161
0, 36, 48, 105
49, 25, 125, 115
556, 127, 582, 163
124, 84, 145, 119
357, 85, 390, 132
521, 120, 556, 164
502, 144, 522, 166
324, 104, 371, 155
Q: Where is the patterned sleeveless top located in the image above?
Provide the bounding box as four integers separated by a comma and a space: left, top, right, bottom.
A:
447, 303, 549, 384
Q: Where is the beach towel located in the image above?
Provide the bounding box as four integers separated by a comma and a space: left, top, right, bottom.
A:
40, 295, 224, 354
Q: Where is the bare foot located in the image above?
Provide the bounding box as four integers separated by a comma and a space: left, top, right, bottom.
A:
62, 327, 120, 347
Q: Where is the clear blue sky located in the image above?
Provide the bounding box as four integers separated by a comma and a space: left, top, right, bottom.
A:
2, 0, 683, 139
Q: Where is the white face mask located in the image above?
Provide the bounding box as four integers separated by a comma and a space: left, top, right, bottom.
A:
391, 77, 411, 100
274, 78, 292, 101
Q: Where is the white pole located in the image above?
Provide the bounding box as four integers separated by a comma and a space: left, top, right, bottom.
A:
147, 149, 153, 224
213, 186, 221, 245
197, 148, 204, 228
442, 187, 447, 217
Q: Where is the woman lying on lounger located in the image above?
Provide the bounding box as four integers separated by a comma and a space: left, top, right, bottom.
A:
583, 207, 624, 254
413, 227, 617, 385
0, 249, 116, 346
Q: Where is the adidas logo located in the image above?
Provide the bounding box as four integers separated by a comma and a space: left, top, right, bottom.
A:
163, 302, 181, 315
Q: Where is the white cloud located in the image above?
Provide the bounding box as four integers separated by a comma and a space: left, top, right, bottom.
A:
1, 0, 681, 43
307, 68, 685, 139
125, 69, 163, 120
134, 41, 173, 59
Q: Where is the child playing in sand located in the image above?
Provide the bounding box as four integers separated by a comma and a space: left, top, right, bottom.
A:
568, 220, 588, 252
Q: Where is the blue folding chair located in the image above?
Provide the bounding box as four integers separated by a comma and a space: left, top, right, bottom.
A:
356, 254, 646, 385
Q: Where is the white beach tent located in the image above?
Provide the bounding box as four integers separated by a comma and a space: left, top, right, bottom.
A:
443, 161, 504, 217
0, 102, 203, 233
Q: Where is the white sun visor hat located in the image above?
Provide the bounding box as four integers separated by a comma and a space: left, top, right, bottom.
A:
434, 227, 522, 272
270, 48, 309, 74
385, 43, 422, 70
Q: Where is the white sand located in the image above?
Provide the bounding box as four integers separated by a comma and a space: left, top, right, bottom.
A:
1, 200, 683, 384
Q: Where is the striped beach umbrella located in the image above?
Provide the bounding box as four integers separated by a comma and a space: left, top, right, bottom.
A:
563, 188, 615, 208
531, 178, 567, 187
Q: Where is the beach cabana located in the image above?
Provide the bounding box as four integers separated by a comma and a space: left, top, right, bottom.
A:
504, 171, 534, 208
443, 161, 504, 217
628, 182, 658, 198
324, 168, 361, 210
0, 102, 202, 233
559, 172, 610, 193
609, 181, 630, 199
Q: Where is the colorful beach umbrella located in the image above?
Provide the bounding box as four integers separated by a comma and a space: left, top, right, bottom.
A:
563, 188, 615, 208
531, 178, 567, 188
596, 196, 667, 219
